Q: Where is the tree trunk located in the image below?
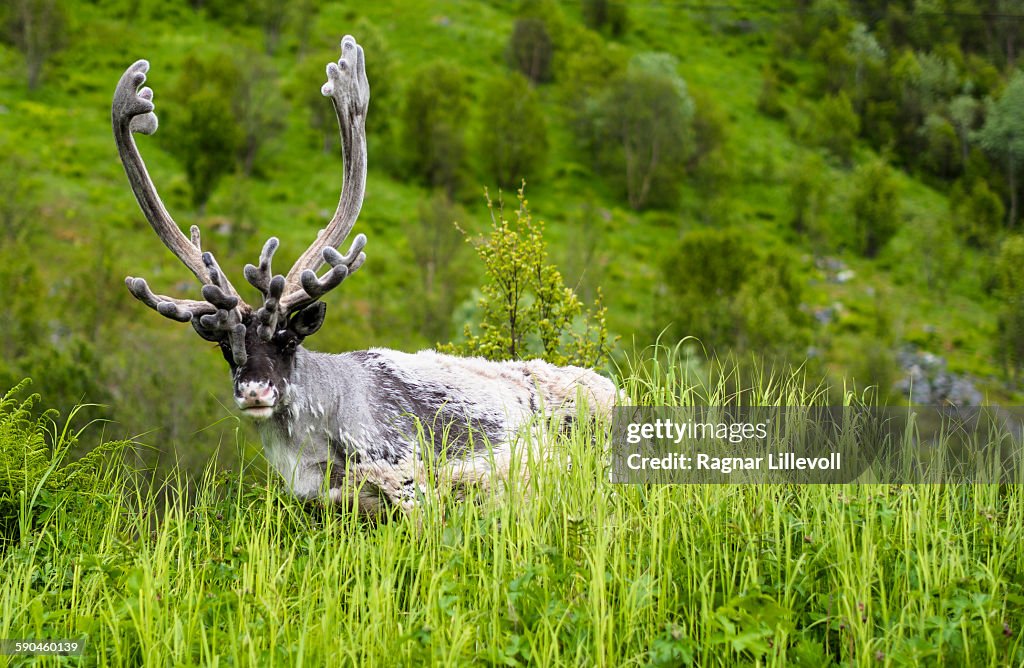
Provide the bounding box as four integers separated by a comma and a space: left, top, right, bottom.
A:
1010, 158, 1018, 227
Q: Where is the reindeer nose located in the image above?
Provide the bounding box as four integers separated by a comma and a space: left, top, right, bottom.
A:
236, 381, 277, 411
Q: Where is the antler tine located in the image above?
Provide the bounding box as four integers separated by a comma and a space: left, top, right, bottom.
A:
282, 35, 370, 306
125, 276, 218, 322
279, 233, 366, 312
197, 309, 248, 365
112, 59, 245, 304
243, 238, 287, 340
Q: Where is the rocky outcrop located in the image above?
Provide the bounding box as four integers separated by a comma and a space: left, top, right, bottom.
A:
894, 349, 983, 406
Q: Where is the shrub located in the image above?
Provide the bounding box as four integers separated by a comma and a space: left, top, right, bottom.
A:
586, 53, 695, 210
851, 159, 900, 258
581, 0, 628, 37
951, 178, 1004, 248
2, 0, 67, 89
477, 72, 548, 189
408, 191, 470, 342
163, 53, 245, 211
659, 228, 809, 360
440, 187, 611, 367
399, 62, 469, 198
757, 64, 785, 118
814, 92, 860, 164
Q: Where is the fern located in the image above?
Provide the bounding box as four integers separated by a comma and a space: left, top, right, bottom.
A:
0, 379, 129, 547
0, 380, 52, 498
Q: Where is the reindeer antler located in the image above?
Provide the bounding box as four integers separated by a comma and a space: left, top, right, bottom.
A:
278, 34, 370, 314
116, 36, 371, 351
113, 59, 251, 362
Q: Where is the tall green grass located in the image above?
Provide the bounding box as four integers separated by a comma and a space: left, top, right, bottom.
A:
2, 357, 1023, 666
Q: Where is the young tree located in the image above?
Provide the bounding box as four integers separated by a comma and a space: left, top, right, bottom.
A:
814, 92, 860, 165
291, 21, 395, 154
233, 53, 286, 177
951, 177, 1004, 247
163, 54, 244, 211
477, 73, 548, 189
439, 187, 610, 367
851, 159, 900, 257
920, 112, 959, 178
505, 17, 554, 84
164, 50, 286, 206
974, 72, 1024, 228
0, 153, 39, 243
589, 53, 695, 210
3, 0, 66, 90
788, 153, 831, 243
291, 48, 340, 154
948, 94, 979, 165
757, 64, 785, 118
399, 62, 469, 198
847, 23, 885, 97
197, 0, 315, 55
351, 18, 398, 141
557, 25, 626, 151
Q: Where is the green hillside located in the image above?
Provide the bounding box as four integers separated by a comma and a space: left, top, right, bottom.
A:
1, 0, 1021, 467
5, 3, 1024, 665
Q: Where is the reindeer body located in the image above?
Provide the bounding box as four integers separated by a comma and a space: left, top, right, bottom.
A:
112, 36, 615, 515
257, 348, 614, 512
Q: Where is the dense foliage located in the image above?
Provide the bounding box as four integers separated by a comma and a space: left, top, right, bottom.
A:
0, 381, 126, 547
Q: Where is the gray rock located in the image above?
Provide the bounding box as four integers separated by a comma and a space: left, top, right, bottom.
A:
893, 348, 983, 406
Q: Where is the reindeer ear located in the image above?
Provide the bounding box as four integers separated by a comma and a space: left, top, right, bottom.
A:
290, 302, 327, 338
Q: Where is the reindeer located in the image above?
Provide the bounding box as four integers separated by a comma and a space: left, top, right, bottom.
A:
112, 36, 615, 514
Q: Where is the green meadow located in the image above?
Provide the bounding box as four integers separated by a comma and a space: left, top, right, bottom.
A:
4, 356, 1024, 665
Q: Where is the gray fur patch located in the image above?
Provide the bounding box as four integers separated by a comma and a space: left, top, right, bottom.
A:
357, 352, 507, 458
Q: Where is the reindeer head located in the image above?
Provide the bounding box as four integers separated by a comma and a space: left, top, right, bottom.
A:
112, 36, 369, 420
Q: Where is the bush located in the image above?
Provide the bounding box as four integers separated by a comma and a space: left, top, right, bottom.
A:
659, 228, 809, 360
440, 187, 611, 367
788, 153, 831, 244
585, 53, 695, 210
399, 62, 469, 198
477, 72, 548, 189
951, 178, 1004, 248
757, 64, 785, 118
408, 191, 470, 342
851, 159, 900, 258
814, 92, 860, 164
581, 0, 628, 37
3, 0, 67, 89
163, 53, 246, 210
